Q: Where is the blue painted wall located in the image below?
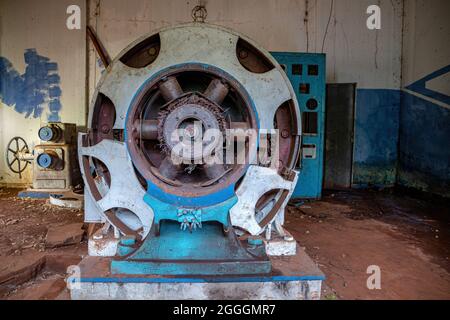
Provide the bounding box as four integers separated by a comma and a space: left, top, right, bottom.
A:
352, 65, 450, 197
0, 49, 62, 121
353, 89, 400, 187
398, 66, 450, 197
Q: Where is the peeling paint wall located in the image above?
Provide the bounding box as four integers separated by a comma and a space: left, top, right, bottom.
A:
0, 49, 62, 120
353, 89, 400, 187
0, 0, 86, 186
87, 0, 403, 92
399, 0, 450, 197
0, 0, 405, 188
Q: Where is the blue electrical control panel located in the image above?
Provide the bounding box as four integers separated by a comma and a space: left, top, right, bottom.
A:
271, 52, 326, 199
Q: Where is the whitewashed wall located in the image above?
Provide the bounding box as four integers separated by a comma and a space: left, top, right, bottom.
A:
0, 0, 86, 185
1, 0, 403, 185
88, 0, 403, 92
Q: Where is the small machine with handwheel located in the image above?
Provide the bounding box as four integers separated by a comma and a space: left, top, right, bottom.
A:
6, 122, 81, 195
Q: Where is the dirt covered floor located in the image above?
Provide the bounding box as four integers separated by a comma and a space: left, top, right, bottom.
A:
0, 188, 85, 299
285, 189, 450, 300
0, 187, 449, 300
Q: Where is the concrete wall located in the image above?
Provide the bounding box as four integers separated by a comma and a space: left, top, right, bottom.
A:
1, 0, 403, 186
87, 0, 402, 87
3, 0, 447, 197
352, 89, 401, 187
399, 0, 450, 197
88, 0, 404, 189
0, 0, 86, 186
349, 0, 403, 187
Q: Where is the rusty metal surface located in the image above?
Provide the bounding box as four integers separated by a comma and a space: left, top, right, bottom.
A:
86, 25, 111, 68
124, 64, 257, 198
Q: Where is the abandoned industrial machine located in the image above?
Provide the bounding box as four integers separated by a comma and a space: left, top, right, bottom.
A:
6, 122, 80, 192
79, 23, 303, 277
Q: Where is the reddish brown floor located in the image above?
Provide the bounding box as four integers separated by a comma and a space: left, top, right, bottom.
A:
285, 189, 450, 300
0, 187, 449, 300
0, 188, 85, 300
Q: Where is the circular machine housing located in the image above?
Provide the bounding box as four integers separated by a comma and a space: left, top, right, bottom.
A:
80, 23, 301, 241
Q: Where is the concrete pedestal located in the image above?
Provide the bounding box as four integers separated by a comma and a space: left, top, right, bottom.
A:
70, 246, 324, 300
264, 230, 297, 256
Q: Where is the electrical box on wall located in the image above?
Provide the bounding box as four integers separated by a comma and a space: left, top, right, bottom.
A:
271, 52, 326, 199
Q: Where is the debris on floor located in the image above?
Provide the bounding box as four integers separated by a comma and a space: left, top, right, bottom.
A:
0, 187, 449, 300
285, 189, 450, 300
45, 223, 85, 249
0, 251, 46, 292
0, 188, 86, 299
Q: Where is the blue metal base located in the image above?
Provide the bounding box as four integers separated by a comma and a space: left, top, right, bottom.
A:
18, 190, 52, 199
76, 244, 325, 283
111, 221, 271, 276
80, 274, 325, 283
72, 248, 325, 299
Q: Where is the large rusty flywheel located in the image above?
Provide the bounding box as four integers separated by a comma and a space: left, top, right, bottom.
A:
79, 24, 301, 273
